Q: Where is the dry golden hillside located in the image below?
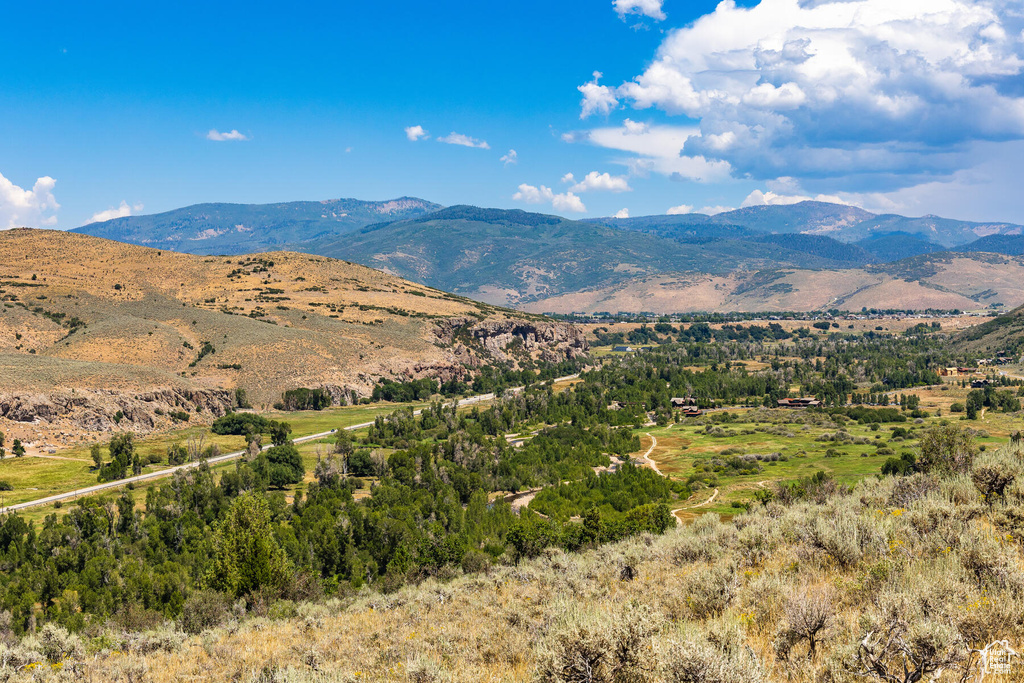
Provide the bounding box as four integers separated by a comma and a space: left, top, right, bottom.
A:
522, 257, 1024, 314
0, 229, 583, 434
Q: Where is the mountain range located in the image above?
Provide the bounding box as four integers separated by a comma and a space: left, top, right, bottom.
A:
75, 197, 441, 255
73, 198, 1024, 313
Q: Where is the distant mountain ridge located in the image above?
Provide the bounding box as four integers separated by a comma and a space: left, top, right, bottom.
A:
72, 198, 1024, 313
73, 196, 441, 255
594, 201, 1024, 248
303, 205, 892, 306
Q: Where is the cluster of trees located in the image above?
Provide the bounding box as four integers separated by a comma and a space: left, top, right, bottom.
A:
275, 388, 332, 411
0, 365, 683, 634
0, 432, 25, 460
530, 462, 684, 521
962, 386, 1021, 418
94, 433, 140, 482
592, 322, 795, 347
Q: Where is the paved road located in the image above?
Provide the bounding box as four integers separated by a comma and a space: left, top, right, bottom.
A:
0, 374, 579, 514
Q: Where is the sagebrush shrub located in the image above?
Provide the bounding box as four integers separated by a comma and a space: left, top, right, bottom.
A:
537, 602, 661, 683
661, 638, 764, 683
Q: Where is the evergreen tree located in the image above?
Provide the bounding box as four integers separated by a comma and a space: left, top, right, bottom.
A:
209, 493, 290, 598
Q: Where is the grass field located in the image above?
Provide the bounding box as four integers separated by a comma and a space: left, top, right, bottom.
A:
641, 379, 1022, 520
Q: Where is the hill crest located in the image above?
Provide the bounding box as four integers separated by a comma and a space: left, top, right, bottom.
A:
0, 229, 584, 438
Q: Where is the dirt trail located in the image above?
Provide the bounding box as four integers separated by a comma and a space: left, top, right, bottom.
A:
671, 488, 721, 523
506, 488, 543, 511
638, 433, 664, 476
685, 488, 719, 509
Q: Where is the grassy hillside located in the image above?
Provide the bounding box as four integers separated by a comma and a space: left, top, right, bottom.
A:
0, 229, 577, 434
957, 303, 1024, 358
958, 234, 1024, 256
523, 253, 1024, 314
73, 197, 441, 255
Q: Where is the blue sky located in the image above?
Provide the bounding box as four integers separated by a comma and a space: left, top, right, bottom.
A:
3, 0, 1024, 229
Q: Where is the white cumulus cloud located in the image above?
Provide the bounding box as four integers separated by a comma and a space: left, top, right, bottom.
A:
405, 125, 429, 141
437, 132, 490, 149
582, 0, 1024, 191
569, 171, 633, 193
698, 205, 734, 216
500, 149, 518, 165
622, 118, 649, 135
206, 129, 250, 142
578, 72, 619, 119
667, 204, 693, 215
613, 0, 666, 21
89, 201, 144, 224
613, 208, 631, 218
512, 184, 587, 213
577, 123, 732, 182
0, 173, 59, 230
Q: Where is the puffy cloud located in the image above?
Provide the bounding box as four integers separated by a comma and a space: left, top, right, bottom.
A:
578, 72, 619, 119
582, 0, 1024, 190
405, 125, 429, 141
568, 171, 633, 193
578, 123, 732, 182
437, 132, 490, 149
613, 0, 666, 21
741, 189, 848, 208
89, 201, 144, 224
553, 192, 587, 213
667, 204, 693, 215
206, 129, 249, 142
613, 208, 631, 218
513, 184, 550, 204
500, 149, 518, 165
622, 118, 649, 135
512, 184, 587, 213
0, 173, 59, 230
698, 205, 734, 215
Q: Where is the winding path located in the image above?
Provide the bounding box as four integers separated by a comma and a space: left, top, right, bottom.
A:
638, 433, 663, 476
683, 488, 719, 509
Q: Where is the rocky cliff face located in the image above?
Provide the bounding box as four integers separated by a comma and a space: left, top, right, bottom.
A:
434, 317, 589, 365
0, 387, 234, 432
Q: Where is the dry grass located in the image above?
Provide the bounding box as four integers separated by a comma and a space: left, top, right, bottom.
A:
4, 446, 1023, 682
521, 260, 1024, 314
0, 229, 553, 460
0, 229, 514, 407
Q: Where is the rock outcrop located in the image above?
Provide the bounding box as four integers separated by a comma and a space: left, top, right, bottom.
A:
0, 387, 234, 432
434, 317, 588, 365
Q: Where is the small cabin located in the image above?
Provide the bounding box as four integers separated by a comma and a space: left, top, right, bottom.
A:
671, 397, 697, 408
